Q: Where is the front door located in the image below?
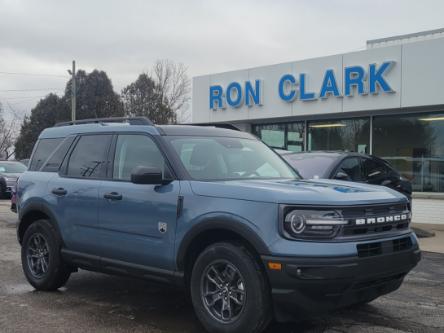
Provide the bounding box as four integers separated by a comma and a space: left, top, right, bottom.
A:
98, 134, 179, 271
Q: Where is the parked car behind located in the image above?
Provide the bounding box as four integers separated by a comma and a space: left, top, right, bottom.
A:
0, 160, 27, 199
277, 151, 412, 200
10, 182, 18, 212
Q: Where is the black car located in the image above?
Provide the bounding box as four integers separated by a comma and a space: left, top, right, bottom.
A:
0, 161, 27, 199
277, 151, 412, 199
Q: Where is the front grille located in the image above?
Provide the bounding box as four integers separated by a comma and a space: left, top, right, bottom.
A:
393, 237, 412, 252
340, 203, 410, 238
357, 236, 413, 258
357, 242, 382, 257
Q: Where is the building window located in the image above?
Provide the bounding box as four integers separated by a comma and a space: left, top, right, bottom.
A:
287, 123, 305, 152
308, 118, 370, 153
373, 112, 444, 192
252, 122, 304, 151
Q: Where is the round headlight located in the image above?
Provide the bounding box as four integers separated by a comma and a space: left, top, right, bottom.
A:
286, 211, 306, 234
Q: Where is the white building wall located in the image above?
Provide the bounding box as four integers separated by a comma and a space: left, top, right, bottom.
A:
192, 37, 444, 124
412, 198, 444, 225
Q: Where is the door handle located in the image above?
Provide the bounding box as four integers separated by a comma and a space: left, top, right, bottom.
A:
52, 187, 67, 196
103, 192, 123, 200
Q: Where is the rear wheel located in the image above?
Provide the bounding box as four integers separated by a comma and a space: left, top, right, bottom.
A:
190, 242, 271, 333
0, 182, 7, 199
21, 219, 71, 291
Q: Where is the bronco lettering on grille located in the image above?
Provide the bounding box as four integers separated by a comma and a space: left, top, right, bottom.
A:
355, 214, 409, 226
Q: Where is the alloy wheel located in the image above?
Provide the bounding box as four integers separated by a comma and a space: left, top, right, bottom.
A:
26, 233, 50, 279
200, 260, 246, 323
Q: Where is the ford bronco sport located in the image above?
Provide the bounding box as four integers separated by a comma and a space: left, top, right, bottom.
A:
17, 117, 420, 333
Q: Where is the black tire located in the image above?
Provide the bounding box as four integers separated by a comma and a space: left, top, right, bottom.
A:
190, 242, 271, 333
21, 219, 71, 291
0, 181, 6, 199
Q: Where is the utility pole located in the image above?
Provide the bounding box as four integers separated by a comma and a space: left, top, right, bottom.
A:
68, 60, 76, 121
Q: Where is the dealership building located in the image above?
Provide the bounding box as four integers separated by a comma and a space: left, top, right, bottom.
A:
192, 29, 444, 224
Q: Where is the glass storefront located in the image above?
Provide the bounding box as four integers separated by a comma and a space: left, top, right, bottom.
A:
252, 111, 444, 192
308, 118, 370, 153
252, 122, 304, 151
373, 112, 444, 193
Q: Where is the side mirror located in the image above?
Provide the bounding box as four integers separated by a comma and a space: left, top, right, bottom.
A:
130, 166, 171, 185
334, 171, 349, 180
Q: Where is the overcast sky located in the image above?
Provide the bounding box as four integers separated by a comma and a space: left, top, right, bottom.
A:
1, 0, 443, 120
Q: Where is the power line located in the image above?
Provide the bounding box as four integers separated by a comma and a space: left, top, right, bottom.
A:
0, 95, 52, 101
0, 88, 63, 92
0, 71, 68, 78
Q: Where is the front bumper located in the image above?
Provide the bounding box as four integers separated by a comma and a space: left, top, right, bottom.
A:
262, 235, 421, 322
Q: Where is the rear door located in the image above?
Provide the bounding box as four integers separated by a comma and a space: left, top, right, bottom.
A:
98, 133, 180, 271
48, 134, 112, 256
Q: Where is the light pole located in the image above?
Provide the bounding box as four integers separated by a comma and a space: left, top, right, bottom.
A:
67, 60, 76, 121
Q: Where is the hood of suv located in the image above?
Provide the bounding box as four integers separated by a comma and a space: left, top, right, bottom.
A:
189, 178, 407, 205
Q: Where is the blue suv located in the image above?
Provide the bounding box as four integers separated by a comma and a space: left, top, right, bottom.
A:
17, 117, 421, 333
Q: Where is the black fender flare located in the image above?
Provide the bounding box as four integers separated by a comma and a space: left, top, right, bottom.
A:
17, 202, 61, 244
176, 216, 270, 271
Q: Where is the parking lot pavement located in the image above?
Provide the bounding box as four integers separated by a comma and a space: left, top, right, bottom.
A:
1, 200, 443, 333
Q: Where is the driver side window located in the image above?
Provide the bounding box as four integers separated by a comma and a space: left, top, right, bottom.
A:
113, 134, 165, 181
335, 157, 363, 181
362, 158, 389, 184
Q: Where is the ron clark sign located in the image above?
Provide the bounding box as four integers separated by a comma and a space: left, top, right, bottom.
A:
209, 61, 396, 110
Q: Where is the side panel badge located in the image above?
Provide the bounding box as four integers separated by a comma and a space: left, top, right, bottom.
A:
158, 222, 167, 234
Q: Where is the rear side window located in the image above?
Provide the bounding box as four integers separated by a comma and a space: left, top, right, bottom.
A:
29, 138, 63, 171
66, 135, 112, 178
41, 137, 75, 172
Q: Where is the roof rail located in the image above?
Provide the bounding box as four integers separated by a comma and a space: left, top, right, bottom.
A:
191, 123, 241, 131
54, 117, 154, 127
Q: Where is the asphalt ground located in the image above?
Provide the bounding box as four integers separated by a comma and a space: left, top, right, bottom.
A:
1, 200, 443, 333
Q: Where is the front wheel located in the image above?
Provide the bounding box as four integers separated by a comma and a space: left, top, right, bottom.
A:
21, 219, 71, 291
190, 242, 271, 333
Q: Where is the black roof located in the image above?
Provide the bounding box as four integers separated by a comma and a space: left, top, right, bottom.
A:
277, 150, 387, 161
157, 125, 255, 139
277, 150, 349, 157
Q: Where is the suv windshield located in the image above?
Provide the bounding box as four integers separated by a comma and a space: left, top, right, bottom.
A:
168, 136, 298, 181
0, 162, 27, 173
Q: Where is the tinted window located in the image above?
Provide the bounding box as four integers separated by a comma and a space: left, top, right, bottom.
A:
282, 154, 335, 179
29, 138, 63, 171
362, 158, 390, 183
41, 137, 75, 172
336, 157, 362, 181
113, 135, 165, 181
66, 135, 111, 178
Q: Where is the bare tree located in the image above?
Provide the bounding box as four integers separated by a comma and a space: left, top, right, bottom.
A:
0, 102, 21, 160
152, 59, 191, 123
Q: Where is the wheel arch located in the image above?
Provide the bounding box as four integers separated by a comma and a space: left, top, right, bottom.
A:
176, 218, 270, 283
18, 203, 61, 245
